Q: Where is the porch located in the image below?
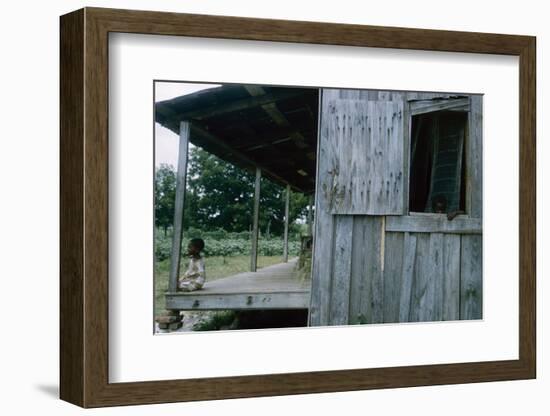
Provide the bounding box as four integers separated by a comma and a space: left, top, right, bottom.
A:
165, 258, 310, 310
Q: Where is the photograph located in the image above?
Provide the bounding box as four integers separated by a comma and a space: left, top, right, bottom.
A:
53, 4, 537, 409
153, 82, 483, 333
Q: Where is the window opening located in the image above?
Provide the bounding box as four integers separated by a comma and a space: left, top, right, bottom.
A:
409, 110, 467, 215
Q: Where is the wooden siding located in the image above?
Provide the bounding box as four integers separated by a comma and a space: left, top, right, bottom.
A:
310, 88, 483, 327
312, 219, 482, 325
467, 95, 483, 218
386, 215, 481, 234
460, 234, 483, 319
410, 97, 470, 115
325, 99, 405, 215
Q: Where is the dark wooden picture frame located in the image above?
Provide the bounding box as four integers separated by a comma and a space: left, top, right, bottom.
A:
60, 7, 536, 408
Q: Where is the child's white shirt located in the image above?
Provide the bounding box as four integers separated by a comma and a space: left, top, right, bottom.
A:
181, 255, 206, 286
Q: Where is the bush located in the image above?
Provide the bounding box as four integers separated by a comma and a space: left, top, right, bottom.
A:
155, 232, 173, 261
192, 311, 238, 331
155, 228, 300, 262
202, 238, 300, 257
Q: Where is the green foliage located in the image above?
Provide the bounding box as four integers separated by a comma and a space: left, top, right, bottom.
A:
154, 164, 176, 235
185, 147, 255, 232
204, 239, 300, 257
192, 311, 238, 331
155, 147, 311, 237
155, 228, 300, 261
155, 231, 173, 262
154, 145, 310, 267
186, 227, 250, 241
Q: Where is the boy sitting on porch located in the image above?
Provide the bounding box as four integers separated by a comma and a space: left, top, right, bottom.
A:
178, 238, 206, 292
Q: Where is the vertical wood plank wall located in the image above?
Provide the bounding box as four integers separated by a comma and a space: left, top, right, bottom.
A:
326, 99, 405, 215
310, 89, 483, 326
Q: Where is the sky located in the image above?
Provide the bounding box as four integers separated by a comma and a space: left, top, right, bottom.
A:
154, 81, 221, 168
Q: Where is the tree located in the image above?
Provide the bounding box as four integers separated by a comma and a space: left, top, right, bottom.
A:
154, 164, 176, 236
187, 147, 256, 232
155, 147, 310, 237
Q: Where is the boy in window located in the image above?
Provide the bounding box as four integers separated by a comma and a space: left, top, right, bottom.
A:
432, 195, 464, 221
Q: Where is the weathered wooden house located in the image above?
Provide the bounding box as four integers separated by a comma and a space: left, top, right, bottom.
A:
155, 84, 482, 327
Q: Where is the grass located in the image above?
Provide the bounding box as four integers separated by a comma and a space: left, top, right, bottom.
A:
154, 255, 286, 316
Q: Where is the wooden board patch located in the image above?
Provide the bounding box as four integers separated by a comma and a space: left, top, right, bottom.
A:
324, 99, 405, 215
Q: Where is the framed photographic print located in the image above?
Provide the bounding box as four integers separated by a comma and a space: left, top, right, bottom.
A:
60, 7, 536, 408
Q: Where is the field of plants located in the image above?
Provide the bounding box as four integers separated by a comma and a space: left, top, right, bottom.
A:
155, 227, 301, 261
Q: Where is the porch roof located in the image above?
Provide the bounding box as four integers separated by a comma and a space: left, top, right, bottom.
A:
155, 84, 319, 194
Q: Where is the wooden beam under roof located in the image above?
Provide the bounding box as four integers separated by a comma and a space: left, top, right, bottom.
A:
157, 88, 308, 122
229, 123, 317, 153
245, 85, 310, 149
189, 123, 308, 193
156, 112, 313, 193
220, 122, 299, 169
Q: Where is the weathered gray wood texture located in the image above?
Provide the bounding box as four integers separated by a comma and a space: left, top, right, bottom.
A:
410, 97, 470, 115
386, 215, 481, 234
166, 258, 309, 310
250, 167, 261, 271
467, 95, 483, 218
310, 89, 483, 326
326, 99, 404, 215
168, 122, 190, 292
283, 184, 290, 262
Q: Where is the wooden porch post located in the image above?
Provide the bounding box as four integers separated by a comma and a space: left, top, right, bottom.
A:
307, 194, 313, 236
250, 167, 261, 271
283, 184, 290, 262
168, 121, 190, 293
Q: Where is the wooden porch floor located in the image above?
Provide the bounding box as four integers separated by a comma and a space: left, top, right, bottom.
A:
165, 258, 311, 310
